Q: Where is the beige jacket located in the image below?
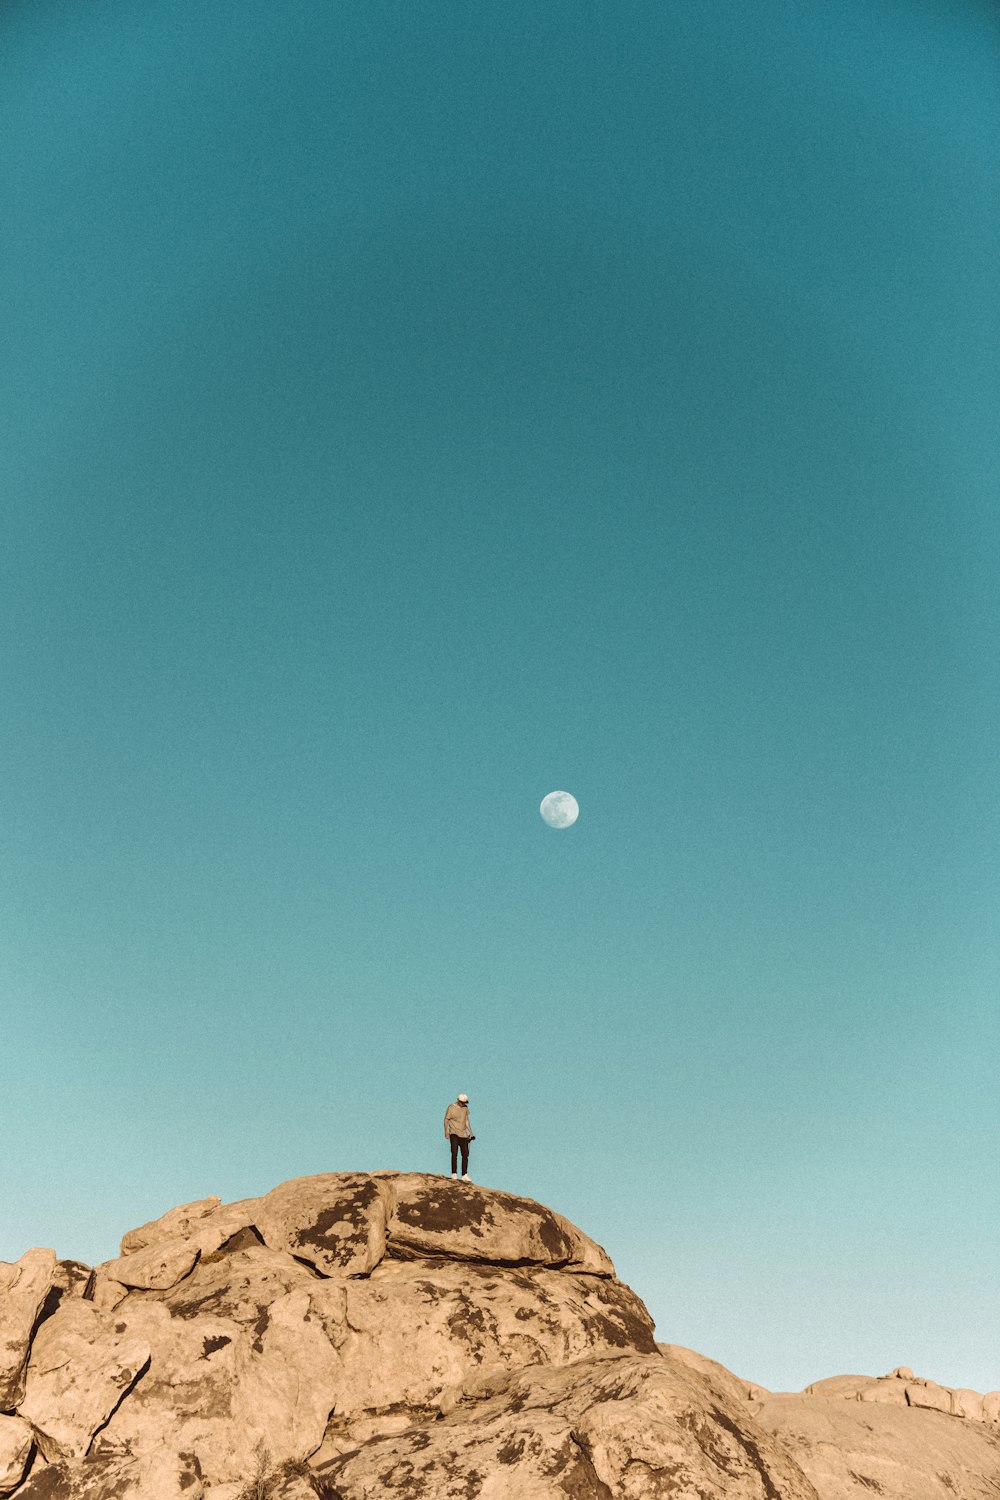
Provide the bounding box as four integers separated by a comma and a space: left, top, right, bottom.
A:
444, 1102, 472, 1140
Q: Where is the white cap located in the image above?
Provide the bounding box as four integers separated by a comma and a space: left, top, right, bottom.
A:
457, 1093, 469, 1103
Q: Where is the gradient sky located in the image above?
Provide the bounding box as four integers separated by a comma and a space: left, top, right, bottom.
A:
2, 0, 998, 1393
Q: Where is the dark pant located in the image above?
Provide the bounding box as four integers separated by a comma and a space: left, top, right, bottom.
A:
450, 1135, 470, 1174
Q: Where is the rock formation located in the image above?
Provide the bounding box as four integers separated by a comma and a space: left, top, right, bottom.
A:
747, 1366, 1000, 1499
663, 1348, 1000, 1500
0, 1173, 996, 1498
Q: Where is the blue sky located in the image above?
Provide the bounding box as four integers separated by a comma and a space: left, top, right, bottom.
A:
2, 0, 997, 1392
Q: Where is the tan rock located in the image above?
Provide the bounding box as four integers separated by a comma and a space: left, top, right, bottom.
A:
254, 1173, 391, 1276
86, 1273, 130, 1312
984, 1391, 1000, 1424
860, 1380, 909, 1406
185, 1198, 263, 1255
889, 1365, 915, 1379
905, 1379, 953, 1414
952, 1387, 985, 1421
91, 1226, 652, 1486
14, 1450, 204, 1499
92, 1280, 341, 1487
18, 1299, 151, 1461
0, 1248, 56, 1409
119, 1196, 221, 1256
269, 1473, 322, 1500
0, 1414, 33, 1495
311, 1258, 656, 1425
99, 1235, 200, 1292
320, 1351, 821, 1499
91, 1199, 265, 1308
386, 1174, 613, 1271
804, 1373, 879, 1399
12, 1172, 994, 1500
659, 1341, 764, 1404
52, 1261, 91, 1302
754, 1390, 1000, 1499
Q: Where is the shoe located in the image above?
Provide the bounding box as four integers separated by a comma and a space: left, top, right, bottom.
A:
451, 1173, 458, 1180
461, 1174, 471, 1182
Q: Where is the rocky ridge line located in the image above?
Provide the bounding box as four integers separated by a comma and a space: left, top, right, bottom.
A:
0, 1174, 997, 1499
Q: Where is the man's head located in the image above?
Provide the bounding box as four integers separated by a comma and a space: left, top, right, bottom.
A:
457, 1093, 469, 1104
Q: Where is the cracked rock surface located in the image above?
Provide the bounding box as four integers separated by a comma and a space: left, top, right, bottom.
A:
0, 1174, 995, 1497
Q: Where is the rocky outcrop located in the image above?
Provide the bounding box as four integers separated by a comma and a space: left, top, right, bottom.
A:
798, 1364, 1000, 1426
317, 1351, 820, 1500
751, 1391, 1000, 1499
684, 1356, 1000, 1500
0, 1172, 821, 1498
0, 1175, 996, 1498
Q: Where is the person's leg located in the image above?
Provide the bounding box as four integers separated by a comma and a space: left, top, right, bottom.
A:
450, 1136, 460, 1175
459, 1138, 470, 1176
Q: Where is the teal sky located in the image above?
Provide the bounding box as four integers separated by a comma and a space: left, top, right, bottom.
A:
2, 1, 997, 1392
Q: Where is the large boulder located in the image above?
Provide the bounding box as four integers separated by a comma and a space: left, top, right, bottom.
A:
254, 1172, 391, 1275
118, 1196, 222, 1256
0, 1251, 55, 1411
87, 1280, 340, 1487
17, 1300, 150, 1462
0, 1417, 32, 1496
385, 1175, 614, 1274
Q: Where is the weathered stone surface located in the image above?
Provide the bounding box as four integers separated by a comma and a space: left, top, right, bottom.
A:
952, 1387, 986, 1422
99, 1237, 200, 1293
93, 1200, 265, 1307
905, 1379, 953, 1415
386, 1174, 613, 1272
0, 1416, 32, 1496
660, 1342, 766, 1405
92, 1281, 341, 1487
89, 1231, 650, 1486
18, 1300, 150, 1461
253, 1173, 390, 1276
859, 1379, 909, 1406
3, 1174, 994, 1500
803, 1373, 879, 1399
752, 1390, 1000, 1500
321, 1351, 821, 1499
85, 1275, 130, 1313
119, 1196, 221, 1257
310, 1258, 656, 1424
0, 1249, 55, 1411
984, 1391, 1000, 1424
51, 1262, 90, 1303
13, 1450, 203, 1499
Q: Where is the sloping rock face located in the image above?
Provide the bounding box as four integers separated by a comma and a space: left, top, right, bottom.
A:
751, 1392, 1000, 1499
319, 1350, 820, 1500
681, 1352, 1000, 1500
0, 1173, 821, 1499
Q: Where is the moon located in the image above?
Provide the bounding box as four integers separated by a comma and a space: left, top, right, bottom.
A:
540, 790, 579, 829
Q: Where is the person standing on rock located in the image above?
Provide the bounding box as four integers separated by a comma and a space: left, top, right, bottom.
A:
444, 1093, 474, 1181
